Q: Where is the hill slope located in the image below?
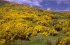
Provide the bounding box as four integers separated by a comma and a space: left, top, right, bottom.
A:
0, 1, 70, 45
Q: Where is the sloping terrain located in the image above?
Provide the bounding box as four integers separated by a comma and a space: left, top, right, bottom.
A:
0, 1, 70, 45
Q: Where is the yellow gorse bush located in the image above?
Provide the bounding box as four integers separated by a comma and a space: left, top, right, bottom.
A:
58, 36, 70, 45
49, 29, 58, 36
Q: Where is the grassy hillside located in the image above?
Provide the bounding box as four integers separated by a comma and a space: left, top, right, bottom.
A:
0, 1, 70, 45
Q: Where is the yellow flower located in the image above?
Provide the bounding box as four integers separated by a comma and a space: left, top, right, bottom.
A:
59, 41, 62, 43
39, 30, 40, 31
46, 35, 48, 37
58, 44, 61, 45
26, 35, 29, 38
0, 39, 6, 44
33, 30, 37, 36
